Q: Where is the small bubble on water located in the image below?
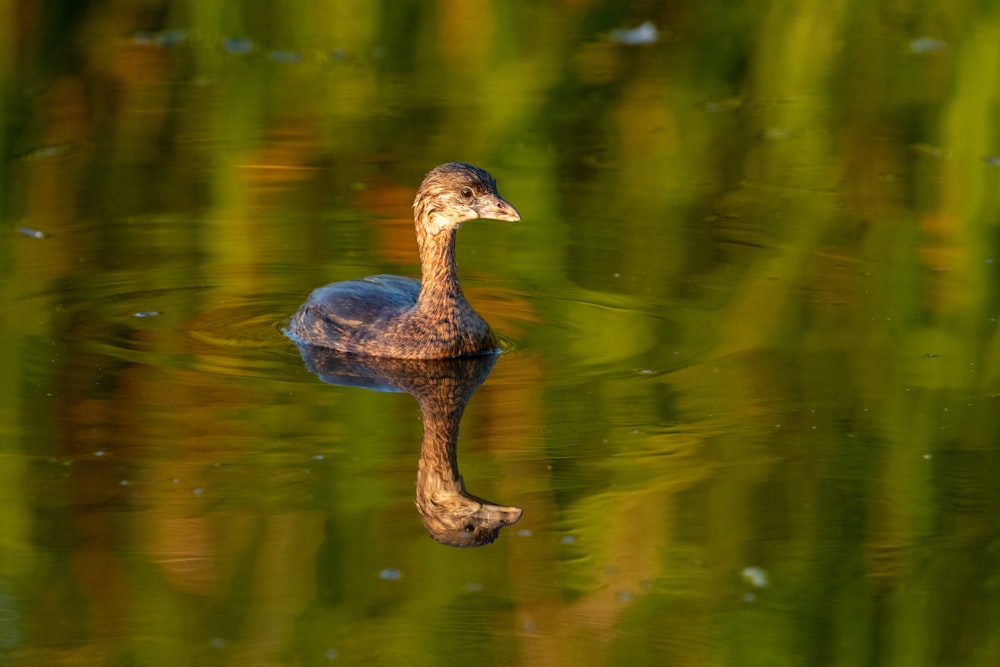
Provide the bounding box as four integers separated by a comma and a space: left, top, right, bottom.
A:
209, 637, 226, 649
324, 648, 339, 660
561, 534, 576, 544
269, 49, 303, 63
224, 37, 254, 54
193, 487, 204, 496
609, 21, 659, 46
17, 226, 46, 239
909, 37, 948, 53
378, 568, 402, 581
155, 29, 187, 47
741, 566, 769, 588
517, 528, 533, 538
133, 311, 159, 318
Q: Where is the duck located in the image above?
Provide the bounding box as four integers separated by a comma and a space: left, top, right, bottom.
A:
287, 163, 520, 359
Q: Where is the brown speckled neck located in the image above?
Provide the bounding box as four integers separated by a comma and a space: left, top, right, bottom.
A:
406, 191, 496, 357
414, 224, 464, 310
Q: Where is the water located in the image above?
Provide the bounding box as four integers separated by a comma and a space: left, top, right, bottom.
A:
3, 2, 1000, 666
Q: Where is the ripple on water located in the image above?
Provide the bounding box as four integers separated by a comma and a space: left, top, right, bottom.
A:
526, 289, 713, 377
41, 273, 302, 382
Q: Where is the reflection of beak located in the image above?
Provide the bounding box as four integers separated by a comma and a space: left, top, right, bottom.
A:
478, 194, 521, 222
481, 503, 523, 526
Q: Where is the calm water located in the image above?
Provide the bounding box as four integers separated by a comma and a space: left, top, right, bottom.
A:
3, 2, 1000, 666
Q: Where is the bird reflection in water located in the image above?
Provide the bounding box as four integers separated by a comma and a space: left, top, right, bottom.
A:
294, 344, 522, 547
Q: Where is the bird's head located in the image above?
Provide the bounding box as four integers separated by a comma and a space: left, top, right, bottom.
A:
414, 162, 520, 235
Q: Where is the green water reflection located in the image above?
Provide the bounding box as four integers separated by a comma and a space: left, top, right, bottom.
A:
3, 1, 1000, 666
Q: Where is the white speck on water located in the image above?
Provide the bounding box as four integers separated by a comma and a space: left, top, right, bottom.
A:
209, 637, 226, 649
464, 582, 483, 593
17, 226, 47, 239
609, 21, 659, 45
909, 37, 948, 53
314, 454, 325, 460
324, 648, 339, 660
94, 450, 105, 457
193, 487, 204, 496
517, 528, 533, 538
561, 535, 576, 544
119, 479, 129, 486
742, 566, 769, 588
378, 568, 402, 581
617, 590, 634, 602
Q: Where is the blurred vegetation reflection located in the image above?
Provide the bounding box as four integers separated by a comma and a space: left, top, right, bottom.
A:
2, 0, 1000, 666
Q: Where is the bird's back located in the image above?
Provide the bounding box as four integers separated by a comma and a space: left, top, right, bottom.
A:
288, 274, 420, 349
288, 273, 498, 358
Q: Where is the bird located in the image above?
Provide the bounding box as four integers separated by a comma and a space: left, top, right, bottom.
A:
287, 162, 520, 359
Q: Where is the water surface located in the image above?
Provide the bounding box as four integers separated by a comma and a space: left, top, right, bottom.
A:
2, 2, 1000, 666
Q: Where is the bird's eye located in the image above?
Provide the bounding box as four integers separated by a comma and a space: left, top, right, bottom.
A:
460, 187, 473, 198
463, 523, 475, 532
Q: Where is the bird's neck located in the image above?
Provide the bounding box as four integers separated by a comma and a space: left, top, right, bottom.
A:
415, 223, 466, 309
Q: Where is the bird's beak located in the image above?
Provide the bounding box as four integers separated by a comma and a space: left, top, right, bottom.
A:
478, 194, 521, 222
